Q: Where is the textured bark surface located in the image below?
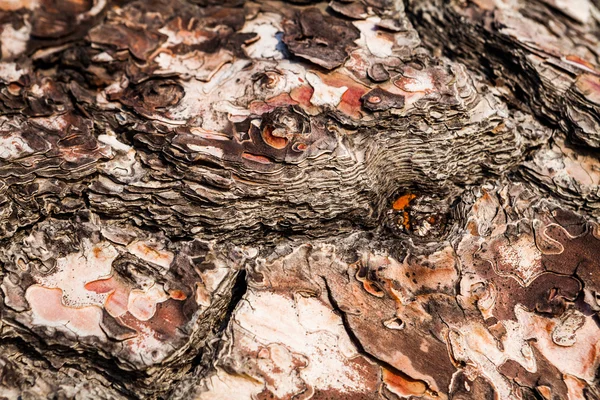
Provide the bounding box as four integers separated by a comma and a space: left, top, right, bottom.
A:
0, 0, 599, 399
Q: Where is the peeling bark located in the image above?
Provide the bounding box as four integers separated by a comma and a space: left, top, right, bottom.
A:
0, 0, 599, 399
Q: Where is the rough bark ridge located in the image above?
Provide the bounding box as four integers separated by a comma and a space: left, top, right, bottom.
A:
0, 0, 599, 399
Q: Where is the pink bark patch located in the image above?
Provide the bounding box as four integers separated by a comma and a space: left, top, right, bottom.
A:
26, 285, 105, 338
85, 276, 130, 317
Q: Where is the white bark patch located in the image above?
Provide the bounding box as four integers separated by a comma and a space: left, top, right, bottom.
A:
354, 18, 394, 58
552, 309, 586, 347
518, 307, 600, 382
98, 134, 131, 152
448, 323, 528, 400
233, 290, 372, 396
127, 241, 174, 270
154, 51, 206, 78
197, 369, 264, 400
306, 72, 348, 107
128, 284, 170, 321
186, 144, 224, 158
0, 62, 27, 83
0, 21, 30, 59
540, 0, 590, 24
0, 134, 34, 160
496, 235, 543, 286
241, 13, 285, 60
37, 240, 117, 307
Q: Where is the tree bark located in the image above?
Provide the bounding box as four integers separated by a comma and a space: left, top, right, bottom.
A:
0, 0, 599, 399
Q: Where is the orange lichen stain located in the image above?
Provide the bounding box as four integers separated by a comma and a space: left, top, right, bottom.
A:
382, 367, 428, 397
91, 244, 115, 263
481, 190, 491, 201
16, 258, 27, 270
295, 143, 307, 151
8, 83, 22, 95
363, 281, 385, 297
401, 211, 411, 230
93, 246, 103, 258
536, 386, 552, 400
262, 125, 288, 149
393, 194, 416, 230
242, 152, 272, 164
491, 122, 505, 134
392, 194, 416, 210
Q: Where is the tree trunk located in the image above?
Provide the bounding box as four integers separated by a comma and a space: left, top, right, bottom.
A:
0, 0, 599, 398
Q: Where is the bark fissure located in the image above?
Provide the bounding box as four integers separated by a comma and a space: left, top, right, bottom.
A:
322, 275, 440, 397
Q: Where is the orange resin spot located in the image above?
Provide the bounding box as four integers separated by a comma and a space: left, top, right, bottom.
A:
392, 194, 416, 210
262, 126, 288, 149
242, 152, 271, 164
169, 290, 187, 300
382, 368, 428, 397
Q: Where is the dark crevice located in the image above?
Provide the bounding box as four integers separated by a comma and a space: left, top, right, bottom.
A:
217, 269, 247, 334
164, 269, 248, 400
